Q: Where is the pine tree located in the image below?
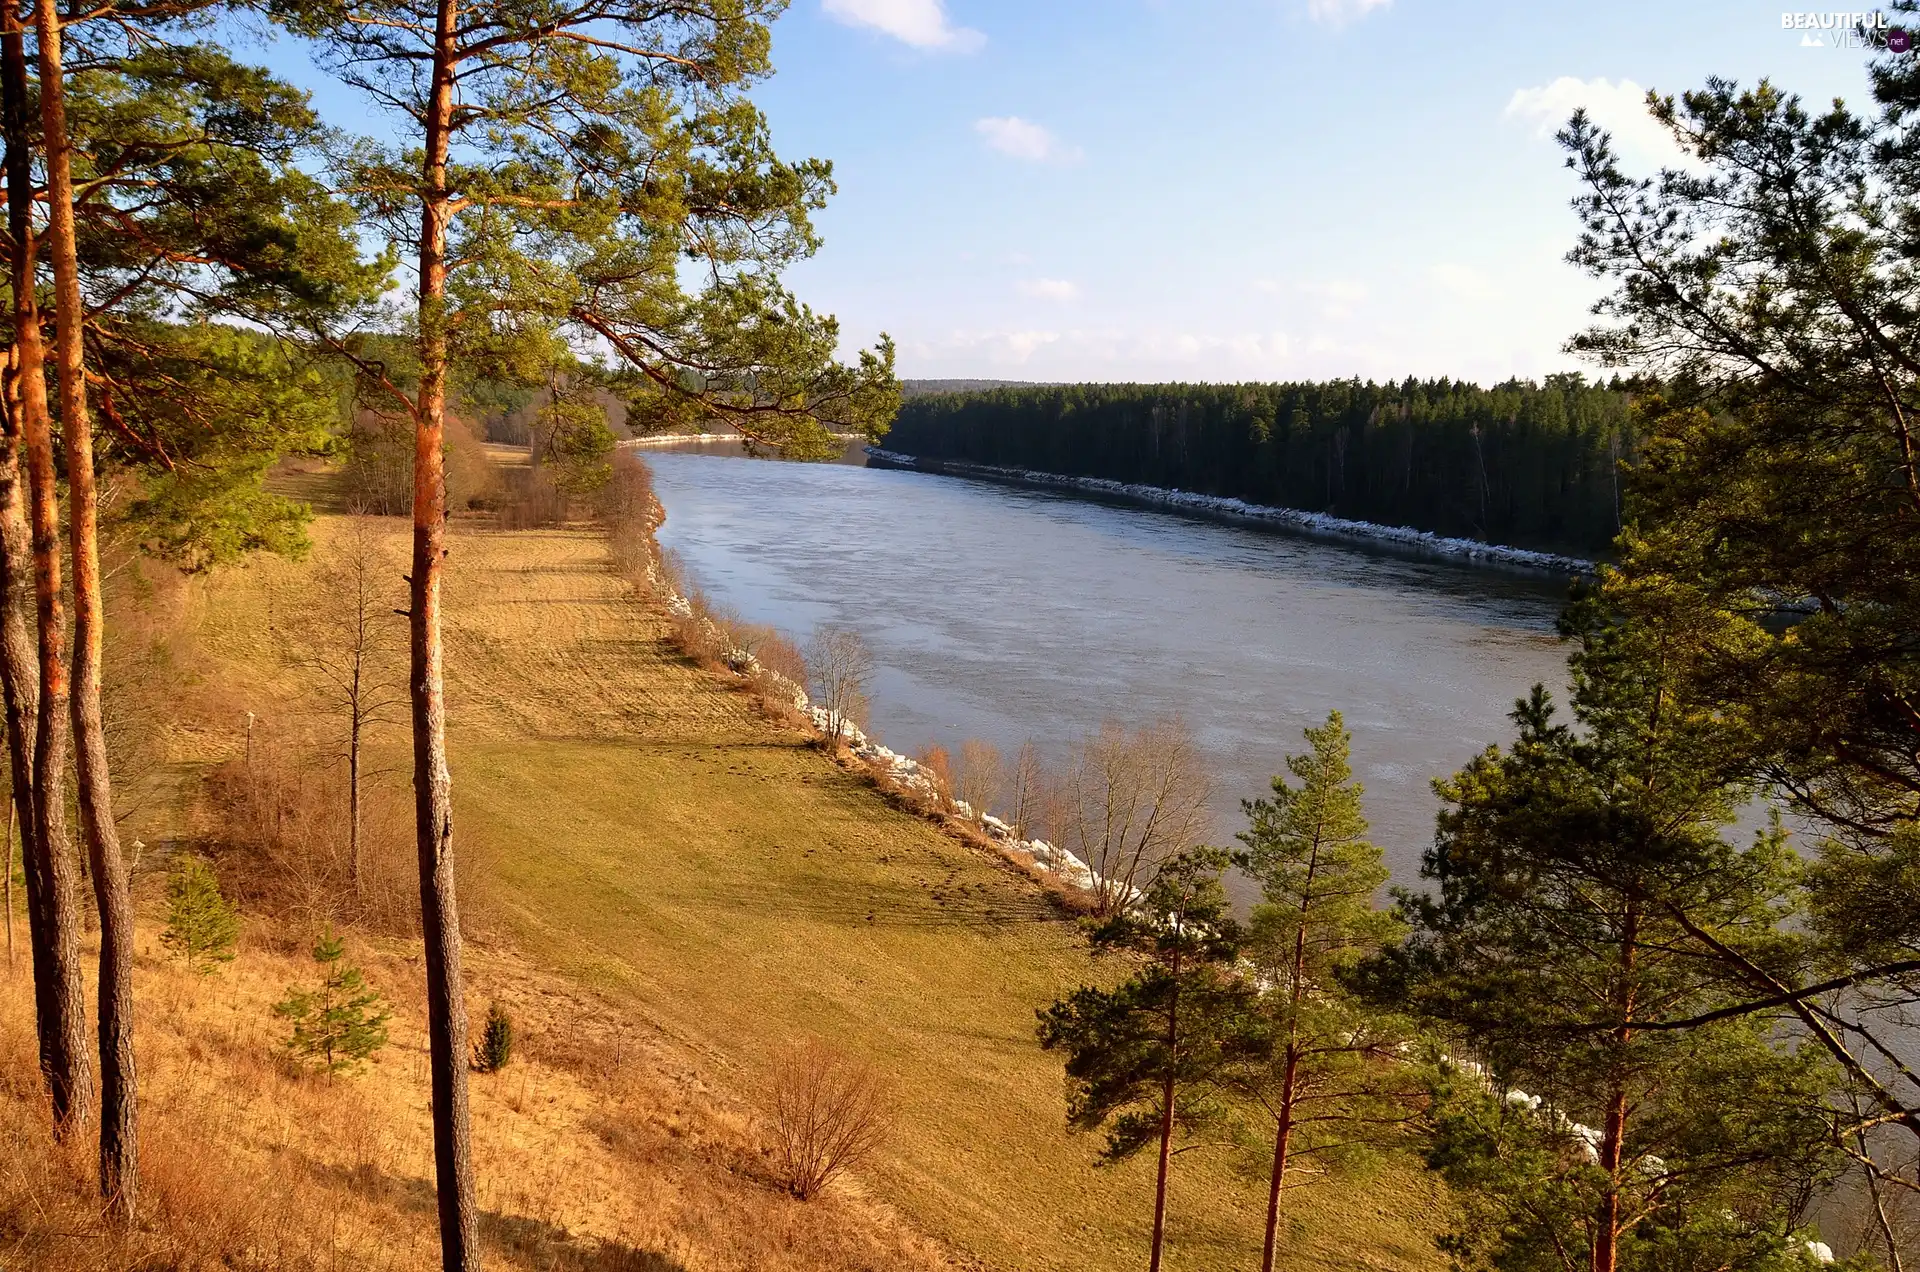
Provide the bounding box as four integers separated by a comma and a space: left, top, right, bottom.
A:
1364, 616, 1843, 1272
472, 1002, 512, 1073
160, 857, 238, 974
1037, 849, 1264, 1272
1232, 712, 1424, 1272
274, 930, 391, 1079
1554, 52, 1920, 1176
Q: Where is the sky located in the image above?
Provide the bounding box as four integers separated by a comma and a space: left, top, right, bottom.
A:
250, 0, 1884, 385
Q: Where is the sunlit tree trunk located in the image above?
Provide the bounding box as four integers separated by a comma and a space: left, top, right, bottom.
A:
1148, 948, 1180, 1272
4, 4, 87, 1136
414, 0, 479, 1263
1260, 1052, 1299, 1272
36, 0, 136, 1218
1261, 838, 1322, 1272
1593, 910, 1638, 1272
0, 7, 35, 977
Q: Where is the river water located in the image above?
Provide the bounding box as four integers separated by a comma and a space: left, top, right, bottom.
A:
644, 443, 1572, 884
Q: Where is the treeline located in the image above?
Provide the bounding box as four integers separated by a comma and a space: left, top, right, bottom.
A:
887, 375, 1637, 556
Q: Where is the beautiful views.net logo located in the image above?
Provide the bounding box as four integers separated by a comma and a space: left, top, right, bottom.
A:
1783, 10, 1914, 50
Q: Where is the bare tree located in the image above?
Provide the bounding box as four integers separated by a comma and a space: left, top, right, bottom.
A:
283, 516, 407, 897
1007, 740, 1043, 840
953, 739, 1001, 822
767, 1039, 893, 1201
805, 625, 873, 751
915, 743, 954, 813
1052, 718, 1212, 918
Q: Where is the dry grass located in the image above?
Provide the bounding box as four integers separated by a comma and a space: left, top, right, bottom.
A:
0, 454, 1447, 1272
0, 923, 956, 1271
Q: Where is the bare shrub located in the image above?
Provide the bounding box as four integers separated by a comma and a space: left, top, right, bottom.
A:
953, 739, 1001, 822
496, 461, 572, 529
598, 449, 660, 578
767, 1040, 893, 1201
806, 625, 873, 750
914, 744, 954, 814
205, 732, 422, 937
1007, 739, 1043, 839
1050, 717, 1212, 917
280, 515, 407, 897
743, 624, 807, 687
346, 409, 498, 514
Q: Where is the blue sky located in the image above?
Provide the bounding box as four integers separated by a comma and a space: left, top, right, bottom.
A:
251, 1, 1882, 384
744, 0, 1878, 383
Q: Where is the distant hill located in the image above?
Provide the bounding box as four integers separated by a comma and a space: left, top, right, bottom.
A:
899, 378, 1042, 398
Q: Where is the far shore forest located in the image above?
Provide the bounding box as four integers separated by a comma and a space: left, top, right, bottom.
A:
887, 375, 1634, 557
1, 3, 1920, 1272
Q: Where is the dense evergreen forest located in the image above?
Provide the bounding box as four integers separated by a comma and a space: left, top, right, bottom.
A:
886, 375, 1637, 556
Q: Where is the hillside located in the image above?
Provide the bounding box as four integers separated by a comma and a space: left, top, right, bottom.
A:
2, 457, 1446, 1271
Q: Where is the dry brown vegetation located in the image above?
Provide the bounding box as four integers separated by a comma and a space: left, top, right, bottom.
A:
768, 1040, 894, 1202
0, 924, 954, 1272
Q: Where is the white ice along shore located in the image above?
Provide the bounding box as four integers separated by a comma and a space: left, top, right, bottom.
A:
651, 567, 1103, 895
619, 431, 868, 447
865, 448, 1595, 574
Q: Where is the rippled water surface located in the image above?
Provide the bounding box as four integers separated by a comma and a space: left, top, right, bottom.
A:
645, 444, 1572, 882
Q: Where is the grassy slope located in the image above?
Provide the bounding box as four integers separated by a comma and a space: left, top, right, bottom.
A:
170, 462, 1447, 1272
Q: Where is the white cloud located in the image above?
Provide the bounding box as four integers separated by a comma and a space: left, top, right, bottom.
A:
1505, 76, 1685, 164
822, 0, 983, 51
1427, 263, 1496, 302
1306, 0, 1390, 27
1249, 278, 1369, 319
1017, 278, 1080, 301
975, 116, 1081, 163
1300, 279, 1369, 318
903, 326, 1295, 373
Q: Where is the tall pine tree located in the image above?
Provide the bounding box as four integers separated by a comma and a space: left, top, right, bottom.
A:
1038, 848, 1263, 1272
1233, 712, 1424, 1272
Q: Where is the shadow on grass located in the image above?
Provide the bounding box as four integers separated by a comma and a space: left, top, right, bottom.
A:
306, 1157, 688, 1271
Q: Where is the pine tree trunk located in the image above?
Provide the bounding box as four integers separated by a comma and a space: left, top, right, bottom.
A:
415, 1, 479, 1264
4, 4, 87, 1137
1149, 1067, 1175, 1272
1593, 909, 1638, 1272
1149, 959, 1180, 1272
36, 0, 136, 1219
1593, 1078, 1626, 1272
4, 800, 13, 966
1263, 835, 1320, 1272
1260, 1048, 1300, 1272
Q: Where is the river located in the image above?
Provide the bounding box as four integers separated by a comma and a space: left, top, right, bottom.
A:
643, 442, 1572, 884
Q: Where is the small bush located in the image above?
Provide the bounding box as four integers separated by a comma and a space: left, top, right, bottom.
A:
273, 929, 390, 1079
914, 744, 955, 815
473, 1001, 513, 1072
767, 1039, 893, 1201
161, 855, 240, 973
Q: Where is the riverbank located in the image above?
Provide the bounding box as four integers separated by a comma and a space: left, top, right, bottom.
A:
865, 447, 1596, 574
621, 431, 867, 447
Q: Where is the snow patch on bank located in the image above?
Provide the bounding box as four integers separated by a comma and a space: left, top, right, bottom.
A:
621, 432, 866, 447
865, 448, 1595, 574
